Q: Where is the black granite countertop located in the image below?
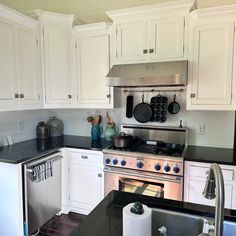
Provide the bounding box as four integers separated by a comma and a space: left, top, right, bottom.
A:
0, 135, 111, 164
70, 190, 236, 236
184, 145, 236, 165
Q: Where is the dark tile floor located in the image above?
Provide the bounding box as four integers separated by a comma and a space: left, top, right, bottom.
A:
38, 212, 86, 236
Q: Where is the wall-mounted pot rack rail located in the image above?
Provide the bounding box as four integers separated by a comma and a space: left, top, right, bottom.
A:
123, 88, 185, 94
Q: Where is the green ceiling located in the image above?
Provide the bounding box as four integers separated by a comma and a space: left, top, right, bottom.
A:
0, 0, 236, 23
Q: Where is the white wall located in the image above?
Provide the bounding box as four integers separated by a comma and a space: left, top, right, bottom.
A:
0, 90, 234, 148
53, 90, 235, 149
0, 109, 50, 143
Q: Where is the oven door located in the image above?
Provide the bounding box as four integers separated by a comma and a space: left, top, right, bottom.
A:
104, 166, 183, 201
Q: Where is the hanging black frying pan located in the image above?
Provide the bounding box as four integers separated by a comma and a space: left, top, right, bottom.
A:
168, 95, 180, 114
134, 95, 153, 123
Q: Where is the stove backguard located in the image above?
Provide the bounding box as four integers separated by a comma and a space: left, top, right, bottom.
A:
121, 124, 188, 146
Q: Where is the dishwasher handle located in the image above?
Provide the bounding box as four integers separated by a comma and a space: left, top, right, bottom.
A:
26, 155, 63, 173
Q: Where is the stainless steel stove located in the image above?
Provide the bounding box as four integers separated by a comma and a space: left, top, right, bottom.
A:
103, 125, 188, 201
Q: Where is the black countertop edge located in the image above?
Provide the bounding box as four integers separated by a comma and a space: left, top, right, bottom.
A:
70, 190, 236, 236
0, 135, 111, 164
184, 145, 236, 165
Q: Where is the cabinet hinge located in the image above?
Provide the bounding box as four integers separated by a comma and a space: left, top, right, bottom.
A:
116, 52, 118, 57
42, 27, 44, 35
116, 29, 118, 35
68, 195, 70, 201
75, 43, 77, 49
234, 26, 236, 34
36, 39, 39, 46
38, 94, 40, 100
183, 20, 186, 28
68, 167, 70, 172
107, 94, 111, 99
183, 45, 185, 53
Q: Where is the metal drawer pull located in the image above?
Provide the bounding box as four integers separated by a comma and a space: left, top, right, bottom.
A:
68, 95, 72, 99
98, 173, 102, 178
81, 155, 88, 159
15, 93, 19, 98
20, 93, 24, 98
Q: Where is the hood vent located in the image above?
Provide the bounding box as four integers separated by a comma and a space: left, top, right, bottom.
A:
106, 61, 187, 87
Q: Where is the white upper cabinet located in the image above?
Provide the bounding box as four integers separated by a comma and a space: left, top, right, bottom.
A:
0, 5, 42, 111
17, 27, 41, 106
116, 21, 148, 62
107, 0, 193, 65
37, 11, 75, 107
74, 23, 113, 108
0, 20, 17, 107
187, 6, 236, 110
149, 17, 185, 60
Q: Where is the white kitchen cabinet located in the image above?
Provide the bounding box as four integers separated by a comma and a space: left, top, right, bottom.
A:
149, 17, 185, 60
187, 6, 236, 110
0, 6, 42, 111
37, 11, 75, 108
107, 1, 192, 64
0, 20, 17, 107
184, 161, 236, 210
74, 23, 113, 108
116, 21, 148, 62
17, 27, 41, 107
62, 148, 104, 215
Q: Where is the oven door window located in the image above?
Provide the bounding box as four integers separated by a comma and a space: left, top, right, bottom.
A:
119, 178, 164, 198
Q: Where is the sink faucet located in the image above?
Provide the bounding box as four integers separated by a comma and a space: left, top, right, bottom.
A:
203, 163, 225, 236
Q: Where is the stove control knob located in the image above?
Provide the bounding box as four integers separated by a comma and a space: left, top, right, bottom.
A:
121, 160, 127, 166
113, 159, 118, 165
137, 161, 144, 169
173, 165, 180, 174
154, 163, 161, 171
164, 164, 171, 172
105, 158, 111, 164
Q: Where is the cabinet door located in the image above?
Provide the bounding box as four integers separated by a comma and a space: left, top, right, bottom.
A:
0, 21, 17, 106
17, 28, 41, 106
149, 17, 184, 59
187, 178, 233, 209
189, 22, 234, 106
70, 163, 103, 213
116, 22, 148, 62
43, 26, 72, 104
76, 35, 110, 106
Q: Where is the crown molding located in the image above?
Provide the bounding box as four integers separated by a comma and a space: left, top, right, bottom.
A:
0, 3, 39, 28
74, 22, 112, 32
106, 0, 194, 21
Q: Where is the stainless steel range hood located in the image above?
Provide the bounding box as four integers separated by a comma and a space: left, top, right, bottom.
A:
106, 61, 187, 87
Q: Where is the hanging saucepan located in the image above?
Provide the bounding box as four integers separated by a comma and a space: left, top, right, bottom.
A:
134, 95, 153, 123
168, 95, 180, 114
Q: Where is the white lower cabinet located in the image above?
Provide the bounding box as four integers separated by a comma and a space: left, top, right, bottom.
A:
62, 148, 104, 215
184, 161, 236, 210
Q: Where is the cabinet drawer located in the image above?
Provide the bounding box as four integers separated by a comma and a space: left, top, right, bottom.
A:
189, 165, 234, 181
69, 151, 103, 165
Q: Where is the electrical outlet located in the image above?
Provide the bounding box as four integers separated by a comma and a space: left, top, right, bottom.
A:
18, 121, 24, 131
197, 124, 205, 135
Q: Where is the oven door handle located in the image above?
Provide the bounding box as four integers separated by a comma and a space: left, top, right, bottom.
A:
103, 167, 182, 184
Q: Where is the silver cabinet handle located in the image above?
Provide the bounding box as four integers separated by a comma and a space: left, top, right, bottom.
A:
68, 95, 72, 99
81, 155, 88, 159
20, 93, 24, 98
15, 93, 19, 98
143, 49, 148, 54
190, 93, 196, 98
149, 49, 154, 53
98, 173, 102, 178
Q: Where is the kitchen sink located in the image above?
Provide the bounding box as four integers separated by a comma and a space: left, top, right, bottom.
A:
224, 221, 236, 236
152, 208, 236, 236
152, 208, 208, 236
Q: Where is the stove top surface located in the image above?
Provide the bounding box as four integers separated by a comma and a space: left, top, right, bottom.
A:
107, 140, 185, 158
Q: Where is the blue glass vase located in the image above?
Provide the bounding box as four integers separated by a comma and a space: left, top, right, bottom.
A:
91, 125, 103, 140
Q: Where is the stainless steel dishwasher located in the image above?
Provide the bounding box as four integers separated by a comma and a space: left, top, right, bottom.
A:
23, 151, 62, 236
